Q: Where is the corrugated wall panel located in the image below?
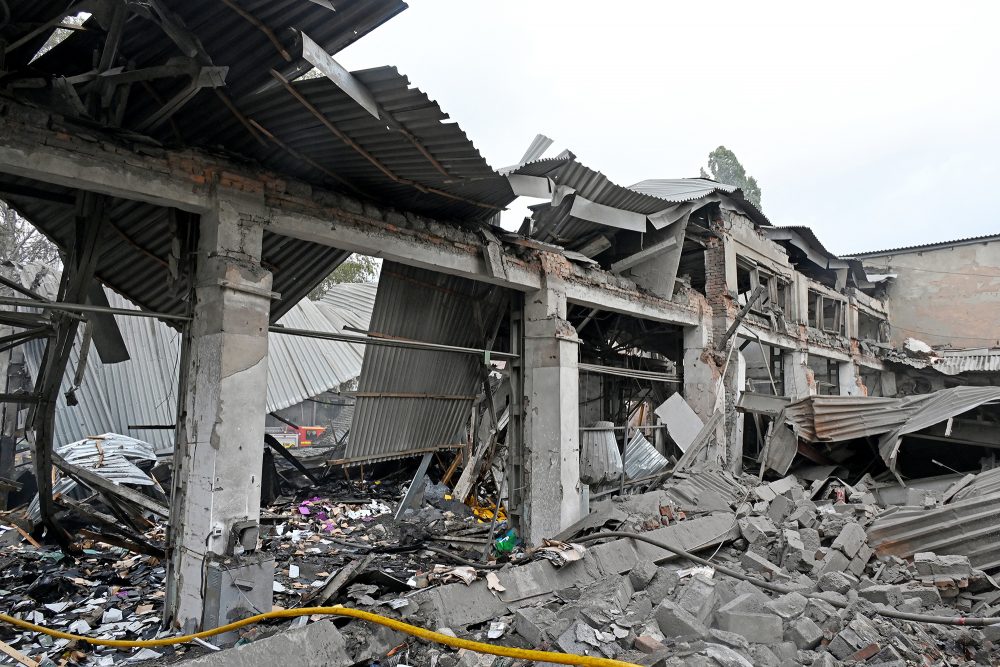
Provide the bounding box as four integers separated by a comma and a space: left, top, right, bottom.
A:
345, 263, 504, 464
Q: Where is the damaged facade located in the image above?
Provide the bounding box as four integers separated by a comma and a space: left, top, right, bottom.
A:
0, 1, 998, 666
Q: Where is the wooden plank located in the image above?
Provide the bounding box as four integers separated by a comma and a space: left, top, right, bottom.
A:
310, 554, 374, 606
14, 525, 41, 549
0, 638, 39, 667
52, 453, 169, 518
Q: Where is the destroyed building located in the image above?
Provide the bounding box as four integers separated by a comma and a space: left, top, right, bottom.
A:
0, 2, 999, 666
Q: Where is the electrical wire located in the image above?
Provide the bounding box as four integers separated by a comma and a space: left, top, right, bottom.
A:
0, 607, 638, 667
575, 531, 1000, 627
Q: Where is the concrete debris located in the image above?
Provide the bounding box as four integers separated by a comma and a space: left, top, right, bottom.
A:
6, 437, 1000, 667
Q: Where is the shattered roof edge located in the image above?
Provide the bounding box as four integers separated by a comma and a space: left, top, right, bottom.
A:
846, 233, 1000, 258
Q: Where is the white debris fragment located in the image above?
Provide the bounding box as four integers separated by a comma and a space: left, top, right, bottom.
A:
485, 572, 506, 592
102, 608, 123, 624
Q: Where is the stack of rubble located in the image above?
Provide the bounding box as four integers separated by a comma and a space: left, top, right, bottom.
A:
4, 460, 1000, 666
377, 469, 999, 667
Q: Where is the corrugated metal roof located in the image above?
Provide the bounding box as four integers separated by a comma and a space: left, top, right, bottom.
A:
780, 387, 1000, 475
933, 348, 1000, 376
763, 226, 839, 262
345, 262, 505, 464
628, 178, 739, 203
267, 298, 367, 408
320, 282, 379, 319
867, 490, 1000, 572
235, 67, 514, 222
26, 433, 158, 522
952, 467, 1000, 502
662, 469, 747, 512
16, 267, 374, 453
1, 0, 519, 323
622, 430, 670, 480
55, 433, 158, 486
847, 233, 1000, 258
0, 185, 351, 323
513, 160, 767, 251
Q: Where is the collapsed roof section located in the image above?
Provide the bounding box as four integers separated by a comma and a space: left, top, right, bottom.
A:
764, 386, 1000, 479
12, 272, 378, 453
762, 225, 875, 291
0, 0, 517, 323
506, 156, 767, 299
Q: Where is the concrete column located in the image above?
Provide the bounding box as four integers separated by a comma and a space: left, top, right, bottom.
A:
522, 271, 581, 545
838, 362, 864, 396
783, 350, 814, 399
166, 198, 273, 632
880, 371, 898, 397
682, 323, 719, 421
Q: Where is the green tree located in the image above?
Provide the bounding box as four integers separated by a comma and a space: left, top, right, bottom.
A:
700, 146, 763, 210
308, 254, 380, 299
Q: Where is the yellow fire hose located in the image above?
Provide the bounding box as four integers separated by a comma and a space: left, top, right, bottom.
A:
0, 607, 640, 667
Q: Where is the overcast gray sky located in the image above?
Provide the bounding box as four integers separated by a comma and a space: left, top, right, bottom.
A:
337, 1, 1000, 255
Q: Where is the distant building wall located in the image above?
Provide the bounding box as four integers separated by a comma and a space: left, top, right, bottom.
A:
858, 238, 1000, 348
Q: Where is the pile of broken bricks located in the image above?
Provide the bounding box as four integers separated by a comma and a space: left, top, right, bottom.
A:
405, 471, 999, 667
6, 467, 998, 666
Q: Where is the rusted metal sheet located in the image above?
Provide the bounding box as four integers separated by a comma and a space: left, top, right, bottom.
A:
867, 491, 1000, 572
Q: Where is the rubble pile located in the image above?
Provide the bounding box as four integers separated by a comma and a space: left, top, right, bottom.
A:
355, 469, 1000, 667
4, 460, 1000, 666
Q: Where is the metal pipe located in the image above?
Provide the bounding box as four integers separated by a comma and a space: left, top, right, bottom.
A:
0, 296, 191, 321
269, 325, 518, 360
578, 362, 679, 383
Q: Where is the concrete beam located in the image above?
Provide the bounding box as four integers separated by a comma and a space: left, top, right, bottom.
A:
267, 208, 542, 291
564, 281, 700, 326
0, 99, 701, 327
0, 112, 211, 212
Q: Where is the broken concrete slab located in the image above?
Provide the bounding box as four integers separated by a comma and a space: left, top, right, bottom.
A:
410, 579, 509, 628
629, 559, 658, 591
899, 583, 942, 606
713, 608, 783, 645
737, 515, 778, 545
785, 616, 823, 650
827, 616, 882, 660
818, 571, 856, 594
654, 394, 704, 451
914, 552, 973, 579
177, 620, 352, 667
830, 522, 866, 558
815, 548, 850, 576
514, 606, 559, 646
858, 584, 905, 607
654, 599, 709, 640
752, 476, 799, 502
764, 591, 807, 620
674, 574, 718, 623
630, 512, 741, 564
